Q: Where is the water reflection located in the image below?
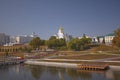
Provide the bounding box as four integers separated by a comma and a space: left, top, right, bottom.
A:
29, 66, 43, 80
0, 64, 120, 80
28, 65, 105, 80
105, 69, 120, 80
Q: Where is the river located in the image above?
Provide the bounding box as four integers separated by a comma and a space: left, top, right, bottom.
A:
0, 64, 120, 80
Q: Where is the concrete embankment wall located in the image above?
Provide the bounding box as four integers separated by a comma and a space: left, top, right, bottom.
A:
25, 60, 120, 71
25, 60, 77, 68
109, 66, 120, 71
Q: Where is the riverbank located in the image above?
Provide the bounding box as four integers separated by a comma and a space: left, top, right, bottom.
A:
25, 60, 77, 68
25, 60, 120, 71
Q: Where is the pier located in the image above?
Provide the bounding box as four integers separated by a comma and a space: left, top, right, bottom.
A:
0, 56, 25, 66
77, 63, 109, 71
0, 60, 24, 66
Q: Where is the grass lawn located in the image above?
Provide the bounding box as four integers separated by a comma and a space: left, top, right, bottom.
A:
35, 51, 120, 66
52, 53, 119, 60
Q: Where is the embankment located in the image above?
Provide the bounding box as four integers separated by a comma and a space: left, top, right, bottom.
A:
25, 60, 120, 71
25, 60, 77, 68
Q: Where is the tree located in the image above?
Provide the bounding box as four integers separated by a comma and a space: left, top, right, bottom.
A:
68, 38, 81, 51
112, 28, 120, 47
46, 36, 57, 49
46, 36, 66, 50
79, 37, 92, 50
29, 37, 41, 49
68, 37, 92, 51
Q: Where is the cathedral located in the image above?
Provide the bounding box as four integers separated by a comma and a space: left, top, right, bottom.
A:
54, 27, 65, 39
57, 27, 64, 39
54, 26, 72, 41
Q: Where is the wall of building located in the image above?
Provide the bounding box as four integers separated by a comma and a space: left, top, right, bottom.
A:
0, 33, 10, 46
105, 35, 114, 45
16, 36, 35, 44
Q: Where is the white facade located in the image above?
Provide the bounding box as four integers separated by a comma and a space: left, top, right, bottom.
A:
92, 37, 98, 43
57, 27, 64, 39
105, 34, 114, 45
98, 36, 104, 43
97, 33, 115, 45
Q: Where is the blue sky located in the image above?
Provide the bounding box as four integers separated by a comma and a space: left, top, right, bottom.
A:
0, 0, 120, 39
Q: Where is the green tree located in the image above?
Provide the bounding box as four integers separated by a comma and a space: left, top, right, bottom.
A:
46, 36, 57, 49
80, 37, 92, 50
29, 37, 41, 49
46, 36, 66, 50
68, 37, 92, 51
68, 38, 81, 51
41, 40, 45, 45
56, 39, 66, 48
112, 28, 120, 47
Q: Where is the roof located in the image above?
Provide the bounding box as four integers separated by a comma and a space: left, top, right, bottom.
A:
98, 36, 104, 38
98, 33, 115, 38
105, 33, 115, 36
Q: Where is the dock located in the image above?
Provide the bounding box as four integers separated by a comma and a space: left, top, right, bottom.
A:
0, 60, 25, 66
77, 63, 109, 71
0, 56, 25, 66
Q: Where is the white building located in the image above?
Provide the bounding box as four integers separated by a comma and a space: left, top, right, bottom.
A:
98, 36, 104, 43
54, 27, 72, 41
105, 33, 115, 45
97, 33, 115, 45
57, 27, 64, 39
92, 37, 98, 43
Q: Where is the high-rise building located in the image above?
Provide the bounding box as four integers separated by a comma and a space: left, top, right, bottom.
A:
0, 33, 10, 45
15, 33, 37, 44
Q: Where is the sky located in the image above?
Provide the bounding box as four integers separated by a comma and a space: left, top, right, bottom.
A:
0, 0, 120, 39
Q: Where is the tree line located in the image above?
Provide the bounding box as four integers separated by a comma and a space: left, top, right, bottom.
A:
29, 35, 92, 51
29, 28, 120, 51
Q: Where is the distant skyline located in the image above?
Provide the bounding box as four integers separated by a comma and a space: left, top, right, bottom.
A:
0, 0, 120, 39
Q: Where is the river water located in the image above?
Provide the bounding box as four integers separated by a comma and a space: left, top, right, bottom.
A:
0, 64, 120, 80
